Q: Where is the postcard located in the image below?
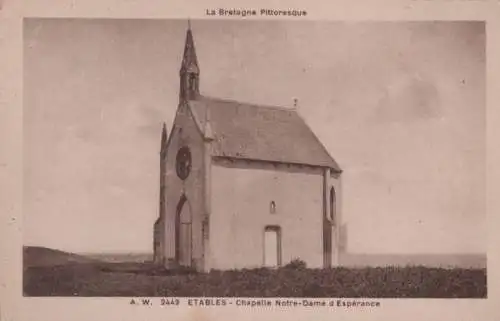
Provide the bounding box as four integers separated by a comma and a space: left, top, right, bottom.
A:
1, 1, 499, 320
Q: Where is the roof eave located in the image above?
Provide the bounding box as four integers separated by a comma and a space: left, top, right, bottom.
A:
212, 155, 342, 173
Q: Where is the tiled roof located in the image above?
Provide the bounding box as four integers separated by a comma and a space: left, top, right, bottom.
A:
188, 96, 341, 172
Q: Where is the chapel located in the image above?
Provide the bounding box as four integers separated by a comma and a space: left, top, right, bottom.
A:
153, 26, 342, 272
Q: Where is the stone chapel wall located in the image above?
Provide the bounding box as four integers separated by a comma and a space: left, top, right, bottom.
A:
163, 103, 205, 270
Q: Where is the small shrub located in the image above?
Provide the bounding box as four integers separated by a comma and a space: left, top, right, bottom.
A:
283, 258, 307, 270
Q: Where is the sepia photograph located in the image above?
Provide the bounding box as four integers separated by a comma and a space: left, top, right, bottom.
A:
22, 18, 486, 298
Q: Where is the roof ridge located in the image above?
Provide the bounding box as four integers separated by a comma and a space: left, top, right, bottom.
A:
199, 95, 297, 112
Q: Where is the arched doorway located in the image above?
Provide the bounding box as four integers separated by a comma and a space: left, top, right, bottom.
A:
175, 195, 192, 267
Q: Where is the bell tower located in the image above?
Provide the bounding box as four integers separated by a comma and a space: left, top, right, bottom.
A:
179, 22, 200, 102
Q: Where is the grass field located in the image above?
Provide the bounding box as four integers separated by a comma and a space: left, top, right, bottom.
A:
23, 246, 486, 298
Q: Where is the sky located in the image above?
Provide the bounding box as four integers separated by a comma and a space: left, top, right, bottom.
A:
23, 19, 486, 254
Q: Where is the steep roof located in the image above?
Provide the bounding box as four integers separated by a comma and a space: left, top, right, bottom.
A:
188, 96, 341, 172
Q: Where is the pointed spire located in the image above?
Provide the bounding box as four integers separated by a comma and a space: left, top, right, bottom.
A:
160, 122, 168, 154
180, 22, 200, 75
179, 22, 201, 101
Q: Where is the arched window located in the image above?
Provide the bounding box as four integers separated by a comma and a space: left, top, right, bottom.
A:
329, 186, 336, 225
189, 74, 197, 92
270, 201, 276, 214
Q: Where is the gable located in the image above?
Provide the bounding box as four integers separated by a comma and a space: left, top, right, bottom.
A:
165, 102, 204, 155
188, 96, 341, 172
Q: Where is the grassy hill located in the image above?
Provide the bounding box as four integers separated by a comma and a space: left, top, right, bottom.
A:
23, 246, 98, 268
23, 246, 486, 298
84, 253, 153, 263
23, 246, 159, 273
